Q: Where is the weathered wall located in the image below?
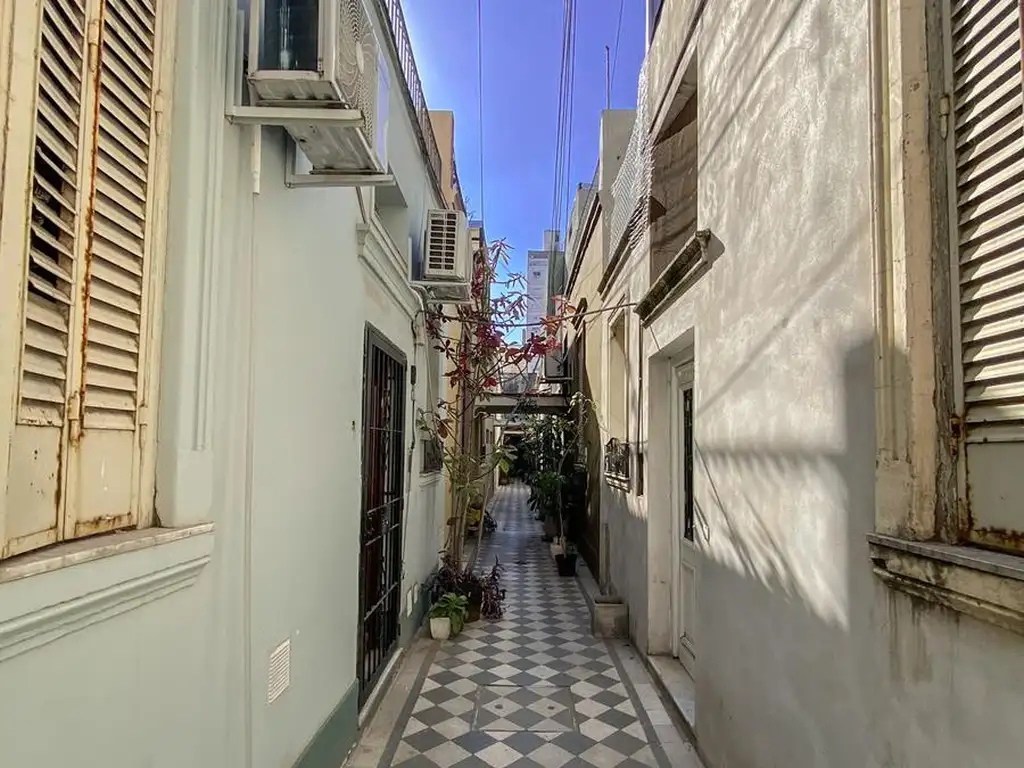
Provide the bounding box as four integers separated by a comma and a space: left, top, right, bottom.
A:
566, 201, 605, 578
635, 0, 1024, 767
0, 1, 445, 766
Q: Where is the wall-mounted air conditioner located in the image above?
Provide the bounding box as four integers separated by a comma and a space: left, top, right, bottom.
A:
247, 0, 390, 174
423, 210, 469, 282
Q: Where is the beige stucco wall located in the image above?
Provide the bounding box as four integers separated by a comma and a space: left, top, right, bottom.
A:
597, 0, 1024, 766
565, 199, 604, 577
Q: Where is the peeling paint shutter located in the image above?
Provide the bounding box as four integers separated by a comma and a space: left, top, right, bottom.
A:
949, 0, 1024, 551
3, 0, 91, 558
64, 0, 159, 538
3, 0, 160, 557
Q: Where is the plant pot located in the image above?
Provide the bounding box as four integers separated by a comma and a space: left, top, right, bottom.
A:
592, 595, 629, 638
466, 597, 482, 623
430, 617, 452, 640
555, 553, 578, 577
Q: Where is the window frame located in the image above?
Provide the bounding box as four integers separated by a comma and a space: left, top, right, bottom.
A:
0, 0, 179, 562
868, 0, 1024, 635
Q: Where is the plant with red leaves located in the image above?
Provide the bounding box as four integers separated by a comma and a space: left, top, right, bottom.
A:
419, 238, 575, 566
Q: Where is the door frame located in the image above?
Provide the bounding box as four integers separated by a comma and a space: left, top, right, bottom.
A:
357, 324, 407, 705
670, 359, 697, 674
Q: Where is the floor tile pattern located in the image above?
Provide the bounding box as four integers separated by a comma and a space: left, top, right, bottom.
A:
379, 485, 673, 768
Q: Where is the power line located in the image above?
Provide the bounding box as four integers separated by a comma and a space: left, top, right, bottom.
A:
476, 0, 485, 221
568, 0, 626, 268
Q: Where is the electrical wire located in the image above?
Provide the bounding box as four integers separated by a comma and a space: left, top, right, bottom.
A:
476, 0, 485, 222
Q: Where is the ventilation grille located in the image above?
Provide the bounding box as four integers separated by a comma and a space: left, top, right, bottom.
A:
424, 210, 462, 278
19, 0, 88, 426
337, 0, 378, 143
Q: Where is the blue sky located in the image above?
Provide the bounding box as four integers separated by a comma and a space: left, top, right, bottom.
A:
403, 1, 645, 282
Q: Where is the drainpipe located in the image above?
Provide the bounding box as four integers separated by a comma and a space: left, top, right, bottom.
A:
404, 287, 429, 597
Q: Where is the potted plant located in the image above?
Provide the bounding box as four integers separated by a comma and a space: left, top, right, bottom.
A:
556, 542, 578, 577
480, 558, 506, 619
465, 577, 483, 623
430, 593, 468, 640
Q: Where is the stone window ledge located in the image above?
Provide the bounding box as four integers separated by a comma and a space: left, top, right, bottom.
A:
0, 524, 214, 662
869, 533, 1024, 637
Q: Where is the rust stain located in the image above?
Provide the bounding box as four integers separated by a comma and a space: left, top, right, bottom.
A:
973, 527, 1024, 552
74, 512, 133, 539
73, 10, 106, 448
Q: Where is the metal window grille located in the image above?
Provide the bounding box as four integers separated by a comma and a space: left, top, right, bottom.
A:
683, 387, 694, 540
358, 327, 407, 703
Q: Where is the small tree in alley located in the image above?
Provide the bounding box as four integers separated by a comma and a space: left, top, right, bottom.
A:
420, 238, 572, 566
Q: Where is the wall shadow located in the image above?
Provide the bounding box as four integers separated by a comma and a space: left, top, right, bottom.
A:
690, 337, 878, 768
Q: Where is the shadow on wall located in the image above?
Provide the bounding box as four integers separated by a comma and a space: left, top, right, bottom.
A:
692, 337, 878, 768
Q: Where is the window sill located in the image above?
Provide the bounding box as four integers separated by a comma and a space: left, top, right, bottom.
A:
0, 523, 215, 662
636, 229, 712, 326
868, 533, 1024, 637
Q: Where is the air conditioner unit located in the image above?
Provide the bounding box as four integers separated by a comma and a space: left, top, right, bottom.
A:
423, 209, 469, 282
247, 0, 390, 174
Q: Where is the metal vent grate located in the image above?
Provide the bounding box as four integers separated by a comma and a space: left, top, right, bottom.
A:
425, 210, 460, 274
267, 639, 291, 704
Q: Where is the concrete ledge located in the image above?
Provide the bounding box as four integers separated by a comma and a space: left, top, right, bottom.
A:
0, 525, 214, 662
869, 534, 1024, 636
645, 655, 697, 735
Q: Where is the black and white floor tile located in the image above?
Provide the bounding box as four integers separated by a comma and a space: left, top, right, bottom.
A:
358, 484, 701, 768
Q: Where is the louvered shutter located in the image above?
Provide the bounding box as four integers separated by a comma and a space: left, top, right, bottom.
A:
3, 0, 160, 557
63, 0, 159, 537
949, 0, 1024, 552
3, 0, 90, 558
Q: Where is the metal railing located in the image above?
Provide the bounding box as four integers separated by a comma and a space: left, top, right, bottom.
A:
377, 0, 443, 194
421, 437, 443, 474
451, 155, 466, 213
604, 438, 631, 481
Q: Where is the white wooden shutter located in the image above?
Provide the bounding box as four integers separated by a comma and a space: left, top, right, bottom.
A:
3, 0, 90, 558
63, 0, 159, 538
949, 0, 1024, 551
3, 0, 160, 556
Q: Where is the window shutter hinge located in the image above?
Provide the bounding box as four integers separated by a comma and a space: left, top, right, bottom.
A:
153, 91, 167, 137
950, 413, 964, 456
938, 95, 951, 140
138, 404, 150, 426
67, 391, 82, 441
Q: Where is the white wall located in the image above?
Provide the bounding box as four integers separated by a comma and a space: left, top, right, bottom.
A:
0, 1, 446, 766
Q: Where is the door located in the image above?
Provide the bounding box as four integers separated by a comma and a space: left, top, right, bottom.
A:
358, 326, 407, 704
671, 362, 697, 674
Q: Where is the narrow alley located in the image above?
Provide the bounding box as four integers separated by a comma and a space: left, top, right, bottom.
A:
348, 485, 702, 768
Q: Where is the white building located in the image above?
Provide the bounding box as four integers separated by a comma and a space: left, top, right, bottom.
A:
524, 229, 561, 339
0, 1, 466, 765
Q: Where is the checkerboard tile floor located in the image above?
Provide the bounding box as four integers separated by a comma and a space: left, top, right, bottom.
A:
360, 484, 698, 768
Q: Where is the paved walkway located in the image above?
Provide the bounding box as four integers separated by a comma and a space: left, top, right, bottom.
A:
348, 485, 702, 768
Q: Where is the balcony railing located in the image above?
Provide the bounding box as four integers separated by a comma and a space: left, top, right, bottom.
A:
421, 437, 443, 474
604, 438, 631, 482
451, 155, 466, 213
378, 0, 443, 194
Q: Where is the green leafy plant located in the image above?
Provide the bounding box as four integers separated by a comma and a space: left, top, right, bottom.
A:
520, 393, 594, 541
430, 592, 469, 635
420, 239, 574, 567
